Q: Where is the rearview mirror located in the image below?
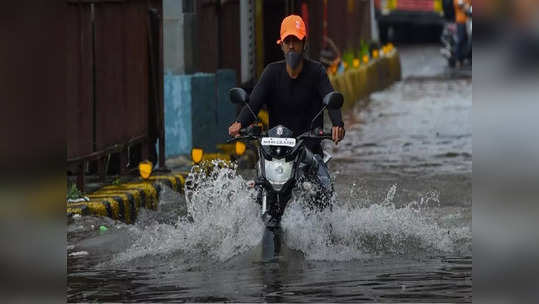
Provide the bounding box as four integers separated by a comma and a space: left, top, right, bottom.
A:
229, 88, 249, 104
323, 91, 344, 110
229, 87, 260, 123
310, 91, 344, 130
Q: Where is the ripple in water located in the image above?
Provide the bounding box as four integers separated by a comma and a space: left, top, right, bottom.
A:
109, 162, 470, 266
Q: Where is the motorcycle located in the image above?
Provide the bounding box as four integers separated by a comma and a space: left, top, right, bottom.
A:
440, 5, 472, 68
228, 88, 344, 260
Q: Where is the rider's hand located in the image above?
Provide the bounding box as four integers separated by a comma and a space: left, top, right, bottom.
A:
228, 121, 242, 137
332, 126, 345, 144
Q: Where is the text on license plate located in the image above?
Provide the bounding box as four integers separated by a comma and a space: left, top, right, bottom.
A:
261, 137, 296, 147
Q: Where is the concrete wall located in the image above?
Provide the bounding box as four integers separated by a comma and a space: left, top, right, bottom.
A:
164, 70, 237, 157
163, 0, 196, 74
164, 73, 193, 156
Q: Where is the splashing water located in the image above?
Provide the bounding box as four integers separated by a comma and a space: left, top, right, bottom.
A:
110, 160, 264, 266
110, 163, 470, 266
282, 184, 470, 261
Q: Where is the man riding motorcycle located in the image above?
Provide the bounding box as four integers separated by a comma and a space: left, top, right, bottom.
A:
454, 0, 472, 67
228, 15, 345, 198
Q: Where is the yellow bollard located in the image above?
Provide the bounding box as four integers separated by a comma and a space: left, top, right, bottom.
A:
191, 148, 203, 164
138, 161, 153, 179
362, 55, 369, 64
235, 142, 246, 156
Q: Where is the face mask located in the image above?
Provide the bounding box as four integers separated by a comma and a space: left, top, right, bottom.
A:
285, 51, 303, 69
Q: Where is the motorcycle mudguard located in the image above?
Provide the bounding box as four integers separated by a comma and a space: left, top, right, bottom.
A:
314, 154, 332, 192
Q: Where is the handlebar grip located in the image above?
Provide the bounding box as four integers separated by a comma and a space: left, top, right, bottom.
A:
300, 130, 333, 140
319, 131, 332, 140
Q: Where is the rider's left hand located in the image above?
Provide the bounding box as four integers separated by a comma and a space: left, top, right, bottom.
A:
332, 126, 345, 144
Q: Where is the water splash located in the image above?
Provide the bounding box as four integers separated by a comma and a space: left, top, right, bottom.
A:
110, 164, 470, 266
110, 160, 264, 265
282, 184, 470, 261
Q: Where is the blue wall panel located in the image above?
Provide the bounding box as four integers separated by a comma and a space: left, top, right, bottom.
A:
215, 69, 237, 145
164, 73, 192, 157
164, 70, 237, 157
191, 73, 218, 152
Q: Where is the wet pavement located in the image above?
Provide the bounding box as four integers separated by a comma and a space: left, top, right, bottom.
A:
332, 76, 471, 175
68, 45, 472, 303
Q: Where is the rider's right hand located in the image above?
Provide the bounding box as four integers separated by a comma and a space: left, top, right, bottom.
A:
228, 121, 242, 137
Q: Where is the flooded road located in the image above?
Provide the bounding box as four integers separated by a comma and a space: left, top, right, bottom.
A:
68, 45, 472, 302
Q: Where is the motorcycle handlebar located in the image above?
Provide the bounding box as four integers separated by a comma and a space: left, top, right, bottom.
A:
297, 131, 333, 140
226, 127, 260, 143
321, 133, 333, 140
228, 129, 333, 143
226, 135, 256, 143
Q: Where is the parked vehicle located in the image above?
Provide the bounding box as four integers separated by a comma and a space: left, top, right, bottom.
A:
375, 0, 445, 41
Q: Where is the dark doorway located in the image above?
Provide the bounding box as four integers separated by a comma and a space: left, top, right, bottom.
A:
263, 0, 286, 67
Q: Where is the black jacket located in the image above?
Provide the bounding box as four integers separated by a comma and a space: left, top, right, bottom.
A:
236, 58, 344, 137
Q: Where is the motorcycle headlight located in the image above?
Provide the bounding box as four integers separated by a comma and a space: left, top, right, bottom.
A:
264, 158, 293, 190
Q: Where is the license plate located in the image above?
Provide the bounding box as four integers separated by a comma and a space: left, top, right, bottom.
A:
261, 137, 296, 147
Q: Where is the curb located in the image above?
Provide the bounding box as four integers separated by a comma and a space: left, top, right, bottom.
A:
67, 173, 187, 224
329, 49, 402, 110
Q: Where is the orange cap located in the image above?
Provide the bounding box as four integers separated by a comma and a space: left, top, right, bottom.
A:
276, 15, 307, 45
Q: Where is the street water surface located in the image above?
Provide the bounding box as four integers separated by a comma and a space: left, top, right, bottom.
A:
68, 45, 472, 302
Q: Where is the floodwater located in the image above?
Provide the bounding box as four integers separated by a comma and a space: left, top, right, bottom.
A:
68, 45, 472, 303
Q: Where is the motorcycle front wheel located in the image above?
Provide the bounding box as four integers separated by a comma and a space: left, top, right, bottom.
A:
261, 226, 281, 261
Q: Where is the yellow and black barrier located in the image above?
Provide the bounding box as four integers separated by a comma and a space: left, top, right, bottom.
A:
66, 173, 187, 224
329, 49, 402, 110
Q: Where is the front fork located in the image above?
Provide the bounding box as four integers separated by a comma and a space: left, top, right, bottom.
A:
257, 188, 291, 227
258, 189, 275, 227
261, 189, 267, 215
